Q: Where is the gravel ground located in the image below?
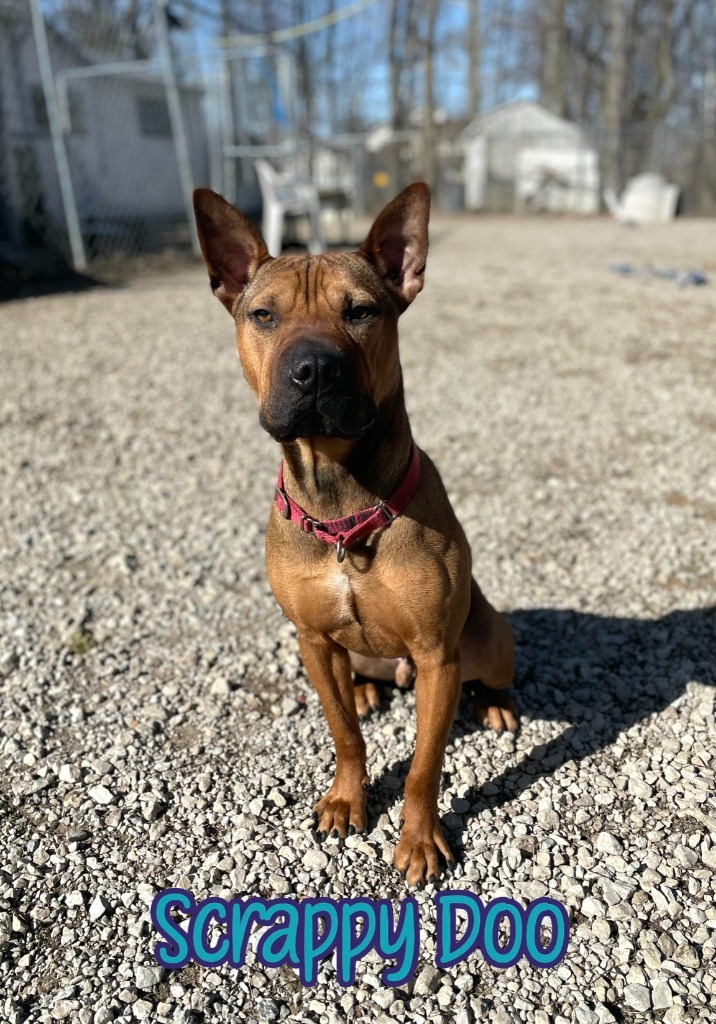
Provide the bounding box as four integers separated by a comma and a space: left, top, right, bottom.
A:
1, 215, 715, 1024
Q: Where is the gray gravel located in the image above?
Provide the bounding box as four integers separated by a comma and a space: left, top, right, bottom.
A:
1, 215, 715, 1023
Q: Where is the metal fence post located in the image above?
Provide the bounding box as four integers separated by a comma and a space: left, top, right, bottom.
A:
154, 0, 201, 256
28, 0, 87, 272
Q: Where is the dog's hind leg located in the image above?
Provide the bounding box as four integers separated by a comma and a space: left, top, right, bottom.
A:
460, 578, 518, 732
349, 652, 416, 717
353, 676, 384, 718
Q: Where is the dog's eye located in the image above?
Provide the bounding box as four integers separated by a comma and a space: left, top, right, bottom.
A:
251, 308, 274, 325
348, 305, 377, 322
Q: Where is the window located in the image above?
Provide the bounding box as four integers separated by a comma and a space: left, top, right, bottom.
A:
67, 89, 85, 134
31, 85, 85, 134
32, 85, 48, 131
137, 94, 172, 137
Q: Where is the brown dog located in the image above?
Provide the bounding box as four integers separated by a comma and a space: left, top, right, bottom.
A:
193, 183, 516, 885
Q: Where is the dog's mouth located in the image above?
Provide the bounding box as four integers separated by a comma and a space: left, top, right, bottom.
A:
261, 393, 377, 443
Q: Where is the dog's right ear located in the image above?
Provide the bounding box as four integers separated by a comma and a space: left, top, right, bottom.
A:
193, 189, 270, 315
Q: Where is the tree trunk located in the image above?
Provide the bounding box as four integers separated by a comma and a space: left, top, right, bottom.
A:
539, 0, 566, 116
603, 0, 626, 196
389, 0, 403, 129
468, 0, 481, 117
423, 0, 438, 189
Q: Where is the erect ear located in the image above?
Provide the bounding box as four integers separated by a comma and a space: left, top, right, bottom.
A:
358, 182, 430, 311
193, 188, 270, 314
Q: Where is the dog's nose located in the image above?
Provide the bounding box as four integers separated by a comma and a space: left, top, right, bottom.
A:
288, 342, 346, 393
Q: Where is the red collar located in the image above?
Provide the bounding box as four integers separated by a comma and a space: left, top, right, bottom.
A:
275, 442, 421, 562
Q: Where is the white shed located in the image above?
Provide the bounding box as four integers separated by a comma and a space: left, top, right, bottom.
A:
460, 101, 599, 214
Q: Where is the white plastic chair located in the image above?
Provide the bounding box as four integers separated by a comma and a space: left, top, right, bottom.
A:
254, 159, 325, 257
604, 173, 680, 224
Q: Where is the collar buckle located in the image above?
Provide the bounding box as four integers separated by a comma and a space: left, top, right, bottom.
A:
275, 485, 291, 519
300, 514, 320, 533
374, 499, 397, 523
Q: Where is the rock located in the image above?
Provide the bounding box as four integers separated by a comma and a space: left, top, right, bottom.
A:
59, 763, 81, 783
209, 677, 231, 696
672, 942, 699, 968
451, 797, 470, 814
582, 896, 606, 917
93, 1011, 114, 1024
281, 697, 300, 716
372, 990, 394, 1009
623, 984, 651, 1012
135, 965, 163, 990
537, 807, 560, 828
575, 1008, 599, 1024
53, 1001, 79, 1020
414, 965, 441, 995
256, 999, 280, 1022
302, 849, 329, 872
66, 890, 85, 908
89, 894, 111, 921
628, 778, 652, 799
88, 785, 114, 805
437, 986, 453, 1008
595, 832, 623, 855
651, 979, 673, 1010
142, 799, 164, 821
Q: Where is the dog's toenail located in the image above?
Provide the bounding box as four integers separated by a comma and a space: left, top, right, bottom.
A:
348, 825, 356, 835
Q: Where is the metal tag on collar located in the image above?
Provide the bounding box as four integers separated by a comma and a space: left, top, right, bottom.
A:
336, 536, 346, 563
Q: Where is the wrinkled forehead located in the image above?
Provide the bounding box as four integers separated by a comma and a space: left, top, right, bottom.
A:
241, 252, 385, 316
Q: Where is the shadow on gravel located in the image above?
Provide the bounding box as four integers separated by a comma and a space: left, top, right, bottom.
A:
0, 256, 108, 302
367, 606, 715, 835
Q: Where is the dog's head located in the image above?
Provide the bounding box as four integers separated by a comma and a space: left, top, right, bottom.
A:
193, 184, 430, 442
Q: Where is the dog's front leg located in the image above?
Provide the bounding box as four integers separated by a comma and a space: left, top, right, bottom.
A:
298, 632, 369, 838
395, 650, 461, 886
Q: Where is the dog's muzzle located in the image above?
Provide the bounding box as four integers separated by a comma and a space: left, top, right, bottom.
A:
261, 338, 376, 441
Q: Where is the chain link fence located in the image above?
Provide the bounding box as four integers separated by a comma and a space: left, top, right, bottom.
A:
1, 0, 206, 287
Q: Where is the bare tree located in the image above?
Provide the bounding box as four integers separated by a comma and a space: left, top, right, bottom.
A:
422, 0, 438, 188
539, 0, 566, 116
51, 0, 153, 59
603, 0, 626, 195
468, 0, 481, 117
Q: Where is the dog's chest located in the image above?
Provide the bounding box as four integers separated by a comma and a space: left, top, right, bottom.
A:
311, 566, 408, 659
328, 571, 354, 620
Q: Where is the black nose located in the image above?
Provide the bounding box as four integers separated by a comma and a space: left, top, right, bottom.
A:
288, 340, 347, 393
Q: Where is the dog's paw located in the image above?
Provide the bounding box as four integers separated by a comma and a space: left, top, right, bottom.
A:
473, 684, 519, 732
394, 815, 454, 887
313, 785, 367, 839
354, 680, 383, 718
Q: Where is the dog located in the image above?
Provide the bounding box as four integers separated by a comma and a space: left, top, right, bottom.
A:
192, 183, 517, 885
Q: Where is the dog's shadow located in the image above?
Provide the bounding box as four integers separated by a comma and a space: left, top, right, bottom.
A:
366, 606, 715, 841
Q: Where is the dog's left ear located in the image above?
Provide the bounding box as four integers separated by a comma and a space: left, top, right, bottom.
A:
193, 188, 270, 315
359, 182, 430, 311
